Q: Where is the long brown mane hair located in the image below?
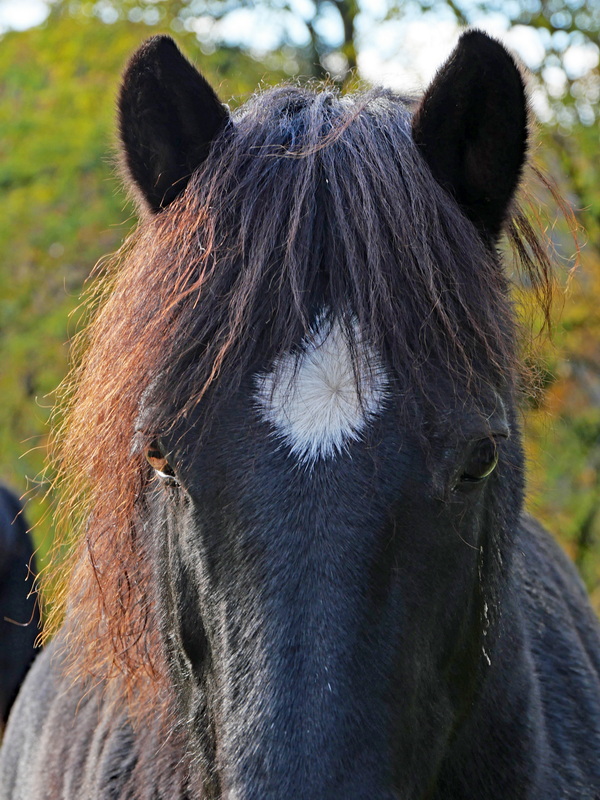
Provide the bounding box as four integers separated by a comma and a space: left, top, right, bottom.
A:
45, 83, 557, 708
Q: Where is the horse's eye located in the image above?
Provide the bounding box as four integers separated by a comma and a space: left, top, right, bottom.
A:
145, 441, 179, 487
459, 438, 498, 485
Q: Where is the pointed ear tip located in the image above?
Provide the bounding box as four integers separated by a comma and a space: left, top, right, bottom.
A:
458, 28, 497, 45
123, 35, 184, 77
134, 35, 180, 58
457, 28, 521, 68
119, 35, 186, 107
457, 28, 505, 50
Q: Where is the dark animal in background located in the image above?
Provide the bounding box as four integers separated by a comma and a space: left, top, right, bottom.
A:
2, 30, 600, 799
0, 485, 39, 728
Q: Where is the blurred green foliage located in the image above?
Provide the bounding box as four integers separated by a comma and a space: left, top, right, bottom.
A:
1, 1, 600, 614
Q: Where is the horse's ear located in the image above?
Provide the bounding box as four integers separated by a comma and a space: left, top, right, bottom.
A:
412, 30, 528, 241
118, 36, 229, 213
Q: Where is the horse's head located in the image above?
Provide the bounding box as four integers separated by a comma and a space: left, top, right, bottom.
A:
77, 31, 535, 798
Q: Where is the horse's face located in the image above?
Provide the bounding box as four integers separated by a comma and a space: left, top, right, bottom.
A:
141, 355, 521, 797
121, 32, 529, 800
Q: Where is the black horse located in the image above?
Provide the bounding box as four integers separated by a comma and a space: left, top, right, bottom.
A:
0, 485, 39, 729
1, 30, 599, 799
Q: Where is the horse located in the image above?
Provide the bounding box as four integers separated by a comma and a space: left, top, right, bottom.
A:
1, 29, 599, 799
0, 485, 40, 729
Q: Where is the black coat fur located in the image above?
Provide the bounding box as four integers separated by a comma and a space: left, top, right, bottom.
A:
0, 485, 39, 726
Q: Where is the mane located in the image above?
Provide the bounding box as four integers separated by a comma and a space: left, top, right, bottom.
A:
45, 84, 556, 706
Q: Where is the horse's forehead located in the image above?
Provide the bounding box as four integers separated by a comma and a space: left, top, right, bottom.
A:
254, 314, 388, 465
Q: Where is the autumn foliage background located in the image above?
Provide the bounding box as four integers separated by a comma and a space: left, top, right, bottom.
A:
1, 0, 599, 613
